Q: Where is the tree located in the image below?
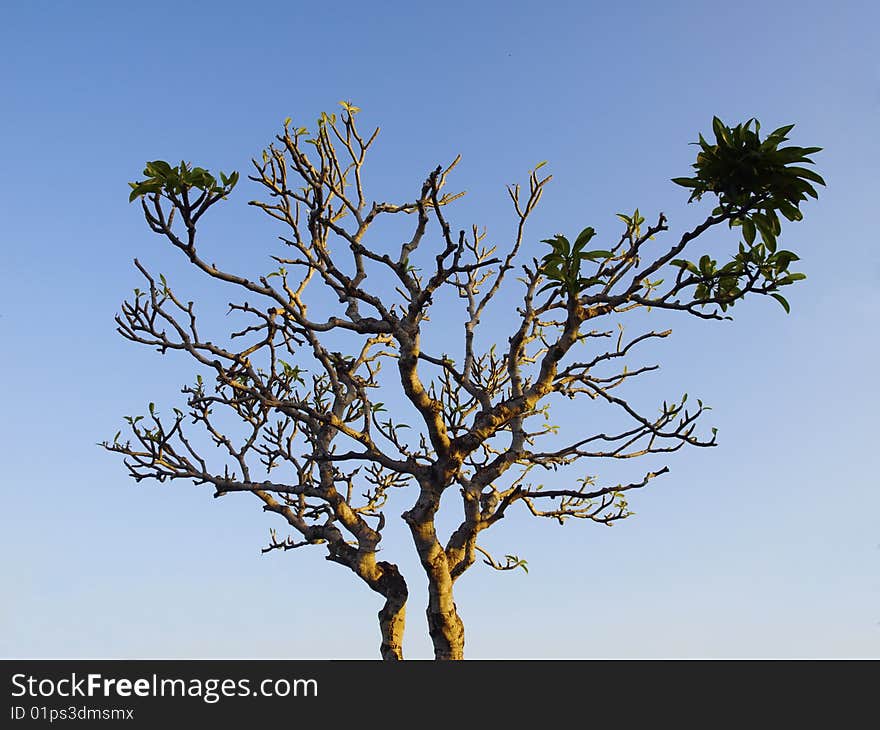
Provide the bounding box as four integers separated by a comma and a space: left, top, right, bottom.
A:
103, 104, 823, 659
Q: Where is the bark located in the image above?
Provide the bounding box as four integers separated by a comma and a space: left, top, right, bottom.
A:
376, 561, 408, 660
424, 528, 465, 660
427, 596, 465, 660
404, 490, 466, 660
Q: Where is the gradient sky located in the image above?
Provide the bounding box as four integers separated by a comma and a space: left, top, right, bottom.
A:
2, 0, 878, 659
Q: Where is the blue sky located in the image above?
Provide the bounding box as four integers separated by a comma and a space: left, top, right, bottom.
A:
1, 0, 878, 659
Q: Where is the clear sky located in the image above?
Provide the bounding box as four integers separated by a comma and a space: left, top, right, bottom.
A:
1, 0, 878, 659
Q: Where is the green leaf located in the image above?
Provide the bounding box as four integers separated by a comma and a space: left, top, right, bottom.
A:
145, 160, 173, 178
573, 226, 596, 249
788, 166, 826, 185
579, 250, 612, 261
670, 258, 699, 274
742, 218, 756, 245
772, 250, 799, 271
128, 180, 163, 202
768, 123, 796, 142
576, 276, 603, 289
770, 293, 790, 313
712, 116, 732, 145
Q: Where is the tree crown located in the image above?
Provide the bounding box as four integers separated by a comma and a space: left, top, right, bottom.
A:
106, 105, 822, 658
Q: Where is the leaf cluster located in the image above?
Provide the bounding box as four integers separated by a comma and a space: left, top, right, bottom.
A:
671, 245, 804, 312
672, 116, 823, 214
669, 117, 823, 313
672, 117, 823, 255
538, 226, 611, 296
128, 160, 239, 203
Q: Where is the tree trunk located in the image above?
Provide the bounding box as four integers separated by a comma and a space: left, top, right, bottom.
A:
404, 487, 466, 659
423, 543, 465, 659
427, 599, 465, 660
378, 593, 407, 660
376, 561, 408, 660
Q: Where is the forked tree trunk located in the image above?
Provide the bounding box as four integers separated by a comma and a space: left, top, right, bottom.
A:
417, 531, 466, 659
423, 533, 465, 659
404, 487, 466, 659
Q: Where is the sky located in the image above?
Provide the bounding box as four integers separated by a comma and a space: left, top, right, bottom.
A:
1, 0, 878, 659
